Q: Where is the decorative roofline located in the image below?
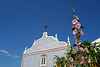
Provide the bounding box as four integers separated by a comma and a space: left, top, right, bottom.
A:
23, 46, 68, 56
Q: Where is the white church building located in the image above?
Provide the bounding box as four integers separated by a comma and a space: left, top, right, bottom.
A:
21, 32, 71, 67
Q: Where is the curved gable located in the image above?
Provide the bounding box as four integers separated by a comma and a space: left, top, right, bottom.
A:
24, 32, 67, 54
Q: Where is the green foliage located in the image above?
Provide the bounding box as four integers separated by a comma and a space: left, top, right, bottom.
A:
81, 25, 84, 28
72, 27, 75, 31
54, 55, 67, 66
73, 44, 77, 46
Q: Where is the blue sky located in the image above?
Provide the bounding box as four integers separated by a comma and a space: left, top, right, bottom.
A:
0, 0, 100, 67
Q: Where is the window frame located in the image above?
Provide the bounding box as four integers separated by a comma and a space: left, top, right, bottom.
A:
40, 55, 47, 67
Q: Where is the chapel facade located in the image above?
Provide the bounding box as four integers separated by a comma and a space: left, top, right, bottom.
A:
21, 32, 71, 67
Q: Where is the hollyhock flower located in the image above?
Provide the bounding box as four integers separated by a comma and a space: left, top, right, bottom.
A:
72, 19, 78, 24
78, 53, 84, 65
78, 29, 84, 35
78, 46, 85, 51
76, 16, 79, 20
76, 23, 81, 29
81, 57, 84, 64
81, 56, 84, 60
69, 57, 74, 62
73, 29, 77, 34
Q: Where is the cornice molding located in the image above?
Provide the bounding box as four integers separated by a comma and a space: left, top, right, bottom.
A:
23, 46, 68, 57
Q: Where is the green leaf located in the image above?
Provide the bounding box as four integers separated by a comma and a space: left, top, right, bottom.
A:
72, 8, 74, 10
73, 60, 76, 64
73, 12, 75, 14
72, 27, 75, 31
73, 10, 75, 12
81, 25, 84, 28
73, 15, 76, 17
72, 4, 74, 7
78, 19, 80, 22
73, 44, 77, 46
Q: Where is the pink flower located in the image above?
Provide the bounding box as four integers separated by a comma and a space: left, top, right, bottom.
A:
78, 29, 84, 35
76, 23, 81, 29
77, 53, 84, 65
76, 16, 79, 20
83, 49, 85, 51
73, 29, 77, 34
81, 56, 84, 60
78, 46, 85, 51
69, 57, 74, 62
72, 19, 78, 24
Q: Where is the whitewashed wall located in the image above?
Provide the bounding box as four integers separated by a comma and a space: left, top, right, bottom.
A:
23, 49, 67, 67
21, 32, 70, 67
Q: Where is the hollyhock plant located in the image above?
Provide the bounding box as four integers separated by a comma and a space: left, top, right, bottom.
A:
70, 3, 100, 67
54, 3, 100, 67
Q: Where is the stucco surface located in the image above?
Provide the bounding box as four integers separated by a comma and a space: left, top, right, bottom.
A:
23, 49, 67, 67
22, 32, 69, 67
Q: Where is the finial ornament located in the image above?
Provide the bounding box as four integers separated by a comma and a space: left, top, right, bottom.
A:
67, 36, 71, 47
44, 25, 48, 32
55, 34, 58, 40
55, 34, 57, 38
25, 46, 27, 50
67, 36, 70, 42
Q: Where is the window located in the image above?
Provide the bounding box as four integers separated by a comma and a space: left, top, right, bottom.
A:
41, 57, 45, 64
40, 55, 47, 67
